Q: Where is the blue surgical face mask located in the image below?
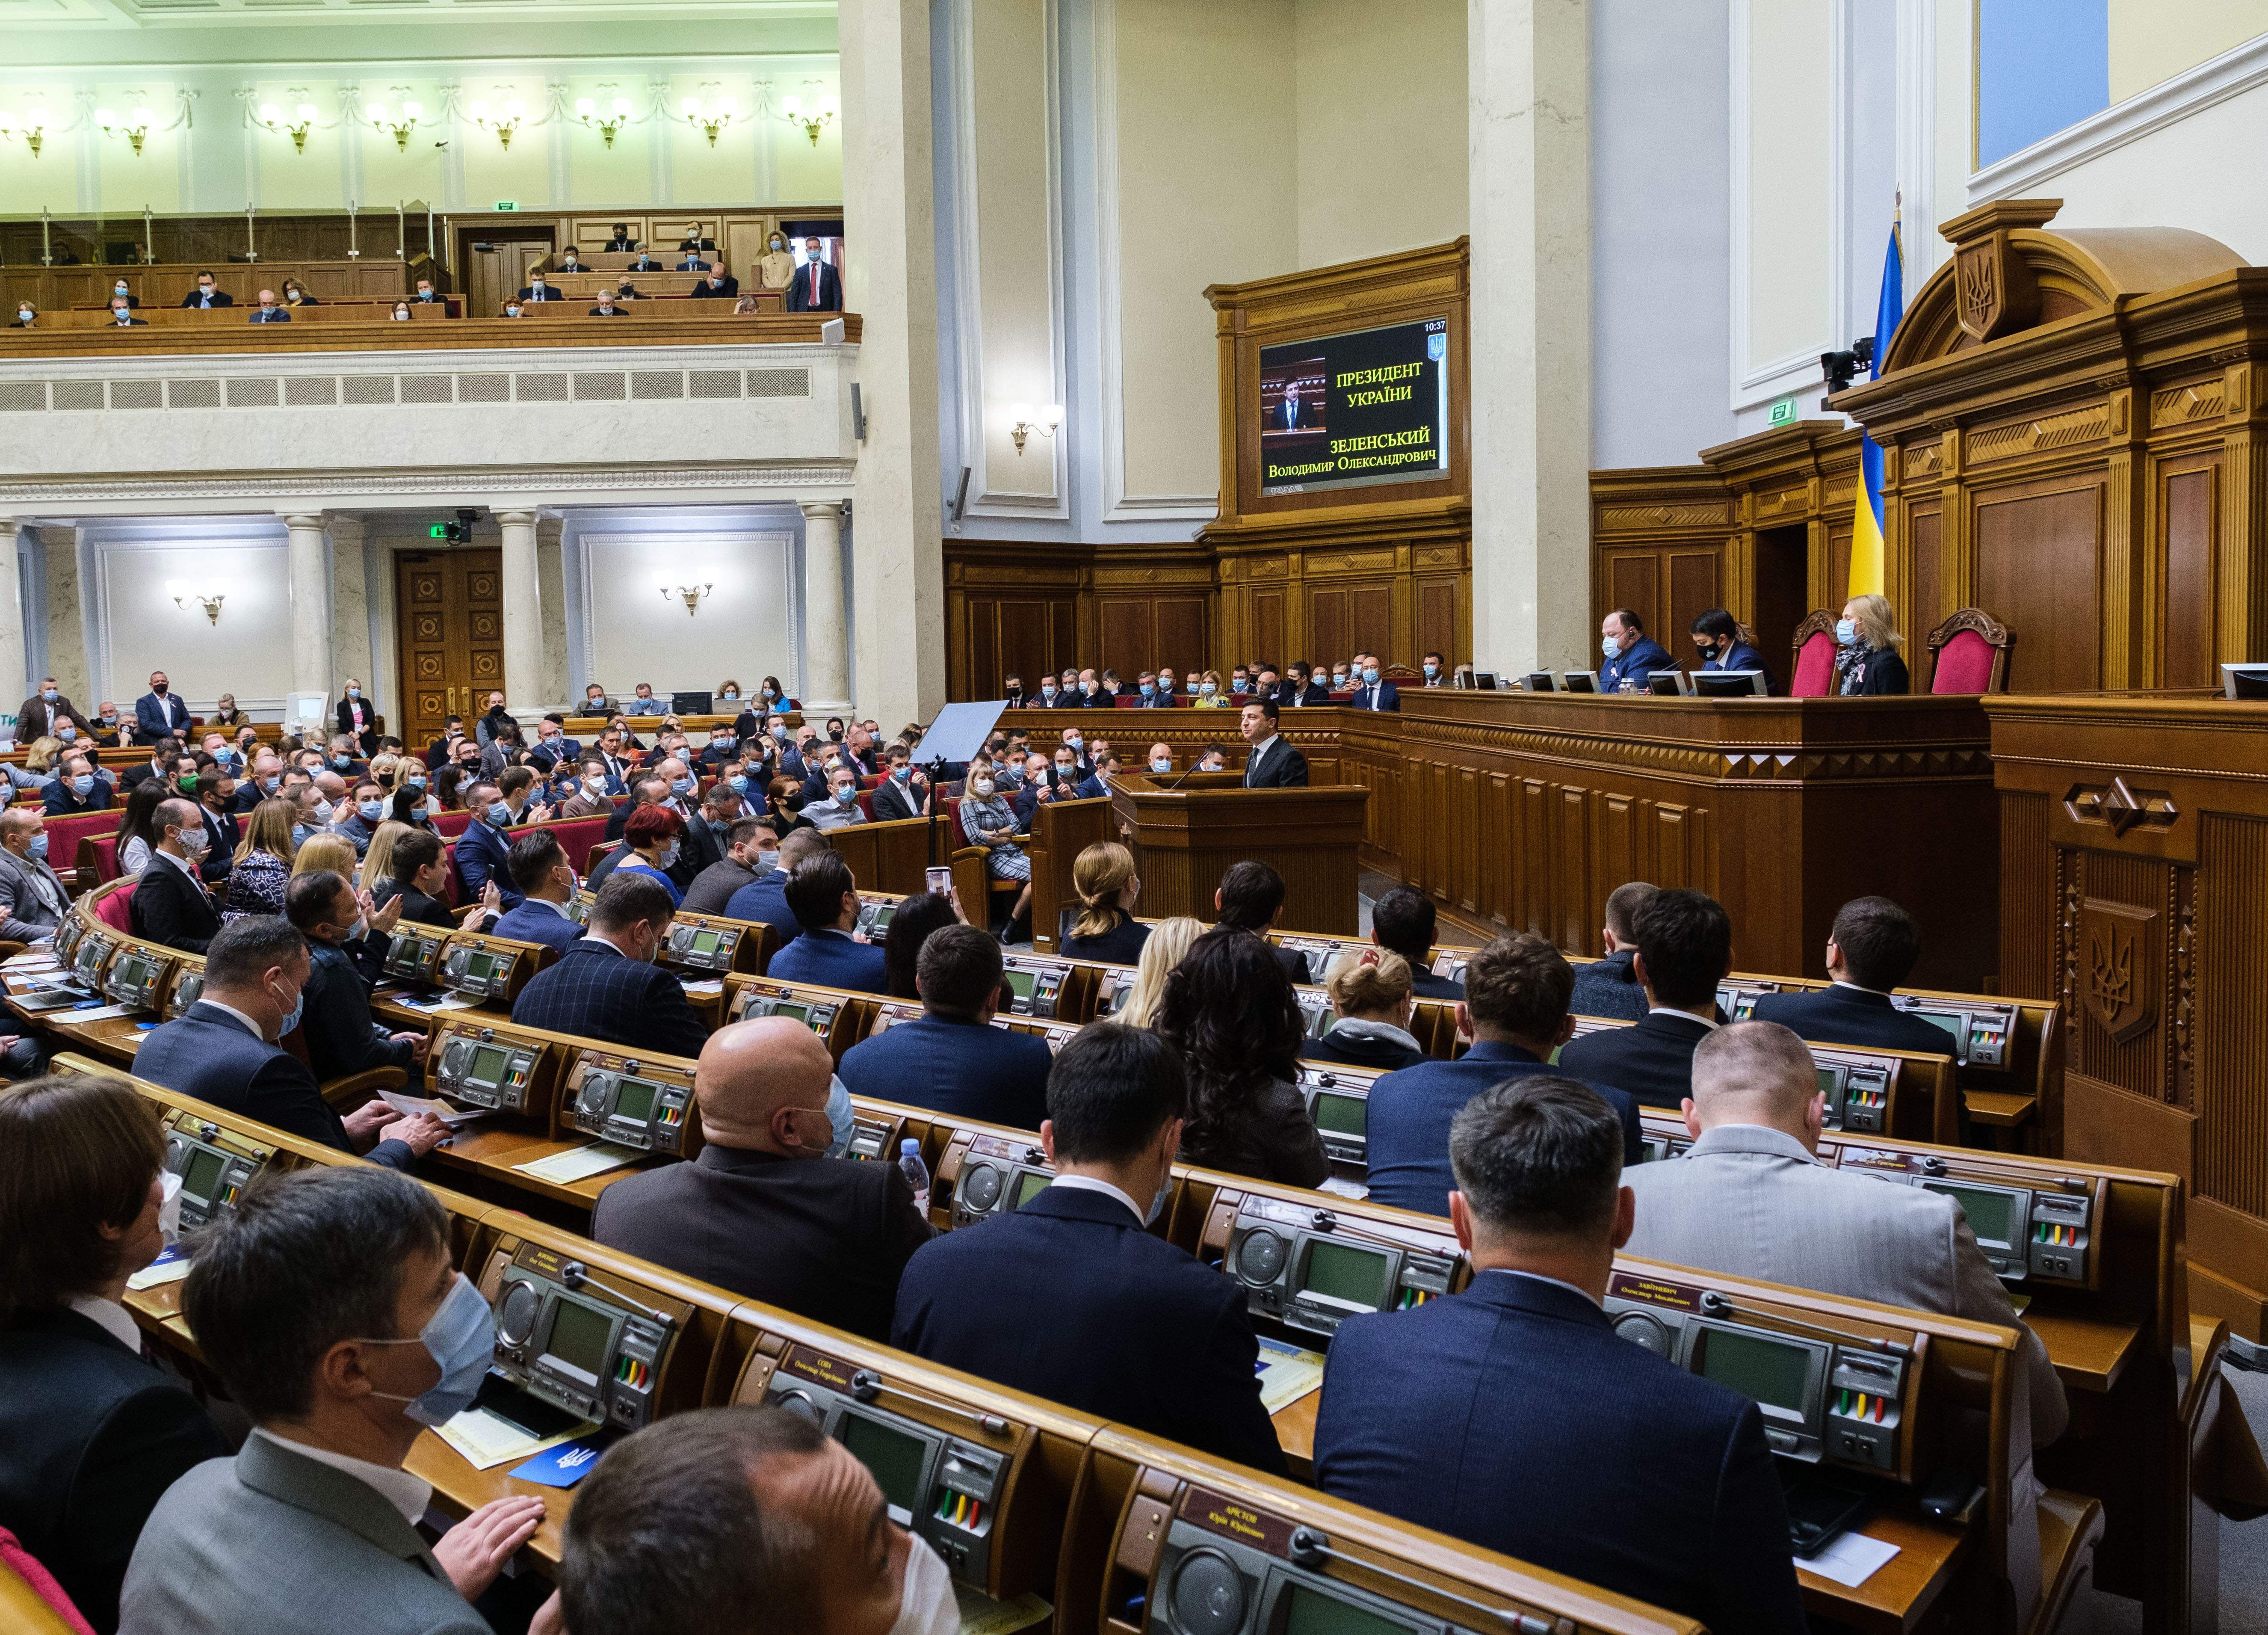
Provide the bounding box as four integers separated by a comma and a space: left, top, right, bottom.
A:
27, 834, 47, 861
331, 755, 352, 770
347, 687, 361, 699
58, 727, 74, 743
1140, 682, 1155, 697
411, 805, 431, 822
671, 776, 695, 797
1423, 663, 1438, 678
825, 1075, 855, 1158
359, 800, 384, 823
405, 774, 426, 792
1200, 681, 1217, 696
1065, 733, 1082, 749
753, 847, 779, 876
1836, 618, 1859, 646
292, 823, 311, 846
1150, 757, 1172, 773
1601, 636, 1622, 661
1362, 667, 1380, 685
271, 974, 304, 1040
363, 1273, 497, 1428
40, 688, 54, 702
769, 722, 789, 741
834, 785, 857, 806
1040, 684, 1057, 698
70, 774, 93, 795
262, 776, 281, 794
722, 690, 739, 700
728, 773, 750, 795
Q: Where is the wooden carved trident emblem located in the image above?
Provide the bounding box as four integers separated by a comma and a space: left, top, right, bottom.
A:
2079, 900, 2156, 1044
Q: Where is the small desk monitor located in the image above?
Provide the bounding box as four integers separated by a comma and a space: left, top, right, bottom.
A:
1694, 669, 1768, 697
670, 690, 713, 716
1647, 671, 1691, 696
1560, 671, 1598, 693
1521, 672, 1555, 692
1472, 671, 1499, 690
2221, 663, 2268, 700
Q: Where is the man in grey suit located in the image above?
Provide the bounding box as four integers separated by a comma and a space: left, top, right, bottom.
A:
1622, 1019, 2067, 1625
119, 1167, 547, 1635
0, 807, 70, 943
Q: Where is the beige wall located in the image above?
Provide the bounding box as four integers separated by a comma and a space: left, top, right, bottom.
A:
1744, 0, 1831, 376
2108, 0, 2268, 101
1103, 0, 1466, 513
1292, 0, 1468, 270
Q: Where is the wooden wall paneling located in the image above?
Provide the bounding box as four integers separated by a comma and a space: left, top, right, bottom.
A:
1998, 791, 2058, 1003
2158, 455, 2220, 689
1666, 550, 1722, 648
1251, 590, 1285, 669
1098, 600, 1151, 680
1308, 586, 1349, 666
1820, 517, 1855, 614
1972, 477, 2105, 693
1604, 551, 1661, 634
2196, 812, 2268, 1220
1907, 504, 1944, 649
1416, 578, 1458, 661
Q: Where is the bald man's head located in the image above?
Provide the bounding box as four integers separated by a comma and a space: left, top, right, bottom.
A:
1685, 1020, 1823, 1150
693, 1017, 835, 1155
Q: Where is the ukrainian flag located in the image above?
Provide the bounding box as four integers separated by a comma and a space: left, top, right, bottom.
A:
1848, 219, 1904, 597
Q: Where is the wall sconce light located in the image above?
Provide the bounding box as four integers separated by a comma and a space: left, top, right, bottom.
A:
658, 580, 714, 615
95, 106, 157, 157
0, 109, 48, 158
258, 101, 320, 154
575, 95, 634, 147
680, 95, 736, 147
779, 93, 838, 146
1007, 402, 1062, 456
166, 579, 229, 625
468, 97, 525, 149
366, 99, 421, 151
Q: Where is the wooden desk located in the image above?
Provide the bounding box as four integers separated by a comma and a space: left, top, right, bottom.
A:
1108, 772, 1369, 935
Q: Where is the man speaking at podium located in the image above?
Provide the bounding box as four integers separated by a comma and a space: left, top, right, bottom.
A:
1239, 700, 1307, 788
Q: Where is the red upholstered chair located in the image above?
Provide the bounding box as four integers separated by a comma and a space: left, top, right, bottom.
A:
546, 816, 611, 873
1112, 693, 1141, 708
92, 882, 134, 934
432, 809, 474, 838
84, 835, 118, 883
856, 791, 877, 821
1927, 607, 2014, 694
1788, 610, 1840, 698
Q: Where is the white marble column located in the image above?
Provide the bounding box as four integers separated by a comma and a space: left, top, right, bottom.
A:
281, 513, 334, 699
840, 0, 946, 726
1468, 0, 1593, 675
800, 503, 853, 712
38, 526, 89, 711
495, 508, 547, 720
0, 518, 26, 719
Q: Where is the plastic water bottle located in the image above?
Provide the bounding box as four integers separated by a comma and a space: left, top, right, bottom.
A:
898, 1138, 931, 1215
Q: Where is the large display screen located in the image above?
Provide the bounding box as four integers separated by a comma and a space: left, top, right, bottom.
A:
1698, 1328, 1813, 1413
1258, 318, 1450, 495
839, 1412, 932, 1518
544, 1298, 615, 1380
1300, 1241, 1396, 1310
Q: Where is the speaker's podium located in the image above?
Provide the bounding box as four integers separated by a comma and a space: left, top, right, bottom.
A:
1107, 771, 1369, 934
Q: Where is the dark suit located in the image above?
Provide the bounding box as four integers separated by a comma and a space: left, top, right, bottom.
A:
134, 690, 192, 739
490, 899, 583, 955
129, 856, 221, 954
870, 778, 926, 823
1279, 680, 1332, 708
245, 308, 290, 323
1268, 940, 1313, 986
838, 1013, 1053, 1132
766, 927, 887, 994
179, 289, 235, 308
1408, 965, 1464, 1000
681, 858, 756, 916
1302, 1027, 1425, 1073
137, 1003, 416, 1168
14, 695, 91, 742
687, 276, 741, 299
1568, 948, 1649, 1021
1845, 647, 1911, 695
515, 284, 568, 303
894, 1186, 1285, 1473
785, 261, 844, 312
677, 813, 727, 886
675, 257, 712, 272
44, 776, 114, 815
586, 304, 630, 316
1349, 680, 1402, 713
370, 880, 456, 930
0, 1306, 231, 1634
509, 939, 708, 1060
104, 315, 147, 326
1366, 1041, 1641, 1216
1701, 642, 1774, 693
1313, 1271, 1806, 1633
595, 1146, 932, 1343
451, 815, 520, 909
625, 256, 663, 272
723, 872, 800, 948
1555, 1009, 1717, 1110
1240, 735, 1309, 788
1060, 914, 1149, 967
1597, 637, 1673, 693
604, 236, 639, 252
335, 697, 379, 754
1752, 983, 1961, 1058
302, 936, 414, 1084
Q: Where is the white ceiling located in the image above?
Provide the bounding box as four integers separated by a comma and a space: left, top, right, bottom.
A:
0, 0, 831, 27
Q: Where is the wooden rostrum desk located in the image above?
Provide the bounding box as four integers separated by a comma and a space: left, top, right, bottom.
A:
1007, 692, 1998, 990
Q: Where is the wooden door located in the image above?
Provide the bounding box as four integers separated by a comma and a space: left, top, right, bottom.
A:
395, 550, 504, 750
460, 236, 555, 315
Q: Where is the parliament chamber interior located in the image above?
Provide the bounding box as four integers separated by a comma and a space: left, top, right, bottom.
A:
6, 3, 2268, 1635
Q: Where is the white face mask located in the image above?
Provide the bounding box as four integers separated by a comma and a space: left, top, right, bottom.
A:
889, 1536, 960, 1635
157, 1168, 184, 1246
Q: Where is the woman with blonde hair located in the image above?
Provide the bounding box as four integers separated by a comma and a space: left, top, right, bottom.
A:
225, 797, 298, 918
1306, 948, 1427, 1072
1189, 669, 1229, 708
360, 819, 413, 897
20, 736, 62, 776
289, 832, 357, 883
1061, 841, 1149, 966
1834, 592, 1910, 696
1117, 915, 1203, 1028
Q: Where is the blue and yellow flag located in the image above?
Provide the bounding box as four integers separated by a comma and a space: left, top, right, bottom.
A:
1848, 219, 1904, 597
